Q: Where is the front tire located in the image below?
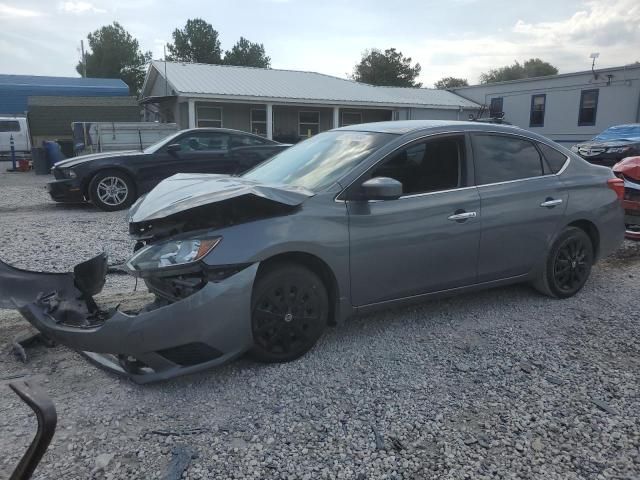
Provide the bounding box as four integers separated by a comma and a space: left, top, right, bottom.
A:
88, 170, 136, 212
249, 263, 328, 363
533, 227, 594, 298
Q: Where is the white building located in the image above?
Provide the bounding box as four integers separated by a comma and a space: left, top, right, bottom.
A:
453, 64, 640, 146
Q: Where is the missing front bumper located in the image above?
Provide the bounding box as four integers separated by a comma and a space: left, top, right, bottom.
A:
0, 254, 258, 383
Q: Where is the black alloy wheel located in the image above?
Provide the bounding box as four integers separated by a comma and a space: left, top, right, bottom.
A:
250, 264, 328, 363
535, 227, 593, 298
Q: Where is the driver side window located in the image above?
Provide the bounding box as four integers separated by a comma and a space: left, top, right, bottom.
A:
370, 135, 465, 196
175, 133, 230, 152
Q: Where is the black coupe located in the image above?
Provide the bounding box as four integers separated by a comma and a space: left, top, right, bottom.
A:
48, 128, 289, 211
571, 124, 640, 167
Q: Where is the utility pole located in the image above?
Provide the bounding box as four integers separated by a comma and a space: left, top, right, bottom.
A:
80, 40, 87, 77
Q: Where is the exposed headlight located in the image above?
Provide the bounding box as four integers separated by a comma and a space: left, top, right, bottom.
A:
126, 236, 221, 274
570, 145, 579, 152
67, 169, 77, 179
606, 146, 630, 154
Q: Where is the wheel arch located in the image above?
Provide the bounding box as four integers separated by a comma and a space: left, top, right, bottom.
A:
256, 251, 341, 326
566, 219, 600, 260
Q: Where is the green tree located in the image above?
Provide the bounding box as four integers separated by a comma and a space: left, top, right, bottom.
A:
224, 37, 271, 68
434, 77, 468, 89
480, 58, 558, 84
77, 22, 151, 95
352, 48, 422, 87
166, 18, 222, 64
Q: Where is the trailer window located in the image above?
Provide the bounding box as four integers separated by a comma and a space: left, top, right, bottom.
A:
0, 121, 20, 132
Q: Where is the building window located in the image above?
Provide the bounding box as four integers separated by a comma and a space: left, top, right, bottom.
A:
342, 111, 362, 126
578, 89, 598, 126
489, 97, 503, 117
299, 111, 320, 137
529, 94, 546, 127
196, 105, 222, 128
251, 109, 267, 136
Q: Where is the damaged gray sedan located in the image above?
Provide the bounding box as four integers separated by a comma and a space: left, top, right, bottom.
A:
0, 121, 625, 383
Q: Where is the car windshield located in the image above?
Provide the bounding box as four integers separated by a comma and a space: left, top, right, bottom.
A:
143, 131, 184, 154
593, 125, 640, 142
243, 131, 392, 191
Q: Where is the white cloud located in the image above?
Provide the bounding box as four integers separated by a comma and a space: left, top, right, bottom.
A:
513, 0, 640, 48
414, 0, 640, 86
0, 3, 42, 18
58, 1, 106, 14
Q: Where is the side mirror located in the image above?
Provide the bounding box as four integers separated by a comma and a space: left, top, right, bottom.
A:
166, 143, 181, 154
360, 177, 403, 201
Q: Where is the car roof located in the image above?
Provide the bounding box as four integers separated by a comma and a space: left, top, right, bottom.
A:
335, 119, 523, 135
181, 127, 269, 138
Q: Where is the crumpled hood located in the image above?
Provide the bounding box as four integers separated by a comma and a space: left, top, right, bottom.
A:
54, 150, 144, 169
128, 173, 314, 223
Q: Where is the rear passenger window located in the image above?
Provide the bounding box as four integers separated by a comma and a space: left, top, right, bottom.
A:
370, 135, 464, 195
472, 134, 543, 185
537, 143, 568, 173
0, 120, 20, 132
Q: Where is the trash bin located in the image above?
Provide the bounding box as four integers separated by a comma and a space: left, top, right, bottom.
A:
32, 147, 49, 175
43, 141, 64, 168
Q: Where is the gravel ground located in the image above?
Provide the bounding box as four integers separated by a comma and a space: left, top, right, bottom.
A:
1, 170, 639, 480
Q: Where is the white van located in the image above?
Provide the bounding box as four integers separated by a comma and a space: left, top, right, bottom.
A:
0, 117, 31, 160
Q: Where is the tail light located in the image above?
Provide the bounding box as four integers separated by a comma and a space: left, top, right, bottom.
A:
607, 177, 624, 202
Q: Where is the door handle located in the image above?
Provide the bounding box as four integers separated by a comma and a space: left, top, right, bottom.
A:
448, 211, 477, 221
540, 198, 563, 208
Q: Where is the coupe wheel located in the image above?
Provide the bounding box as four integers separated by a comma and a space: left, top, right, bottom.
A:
249, 264, 328, 363
534, 227, 594, 298
88, 170, 135, 211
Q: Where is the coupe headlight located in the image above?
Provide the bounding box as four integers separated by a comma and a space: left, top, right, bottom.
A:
607, 147, 630, 154
126, 236, 221, 273
570, 145, 579, 153
67, 169, 77, 179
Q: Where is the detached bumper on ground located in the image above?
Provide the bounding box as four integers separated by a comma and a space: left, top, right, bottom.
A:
0, 254, 257, 383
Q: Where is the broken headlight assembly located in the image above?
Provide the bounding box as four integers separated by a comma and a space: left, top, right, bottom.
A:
126, 235, 221, 275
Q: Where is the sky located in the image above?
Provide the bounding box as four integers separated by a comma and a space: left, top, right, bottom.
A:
0, 0, 638, 87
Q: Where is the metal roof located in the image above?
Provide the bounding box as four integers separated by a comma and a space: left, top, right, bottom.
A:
0, 74, 128, 90
146, 61, 479, 109
0, 74, 130, 114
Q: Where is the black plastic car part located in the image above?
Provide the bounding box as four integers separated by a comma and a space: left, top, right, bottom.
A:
8, 380, 57, 480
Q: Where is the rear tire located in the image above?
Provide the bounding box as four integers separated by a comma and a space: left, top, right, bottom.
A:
533, 227, 594, 298
88, 170, 136, 212
249, 263, 328, 363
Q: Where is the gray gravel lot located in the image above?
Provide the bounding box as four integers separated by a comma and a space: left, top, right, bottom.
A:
1, 170, 639, 479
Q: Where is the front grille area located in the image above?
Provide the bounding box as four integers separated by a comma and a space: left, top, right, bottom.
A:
157, 342, 223, 366
52, 168, 65, 180
579, 147, 605, 157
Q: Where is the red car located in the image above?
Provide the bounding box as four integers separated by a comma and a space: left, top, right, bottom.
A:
613, 156, 640, 240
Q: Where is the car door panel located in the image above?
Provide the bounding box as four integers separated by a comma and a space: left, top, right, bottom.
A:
471, 132, 569, 282
348, 188, 481, 306
347, 133, 481, 307
477, 177, 568, 281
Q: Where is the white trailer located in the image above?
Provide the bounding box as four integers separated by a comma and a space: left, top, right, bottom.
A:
72, 122, 177, 155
